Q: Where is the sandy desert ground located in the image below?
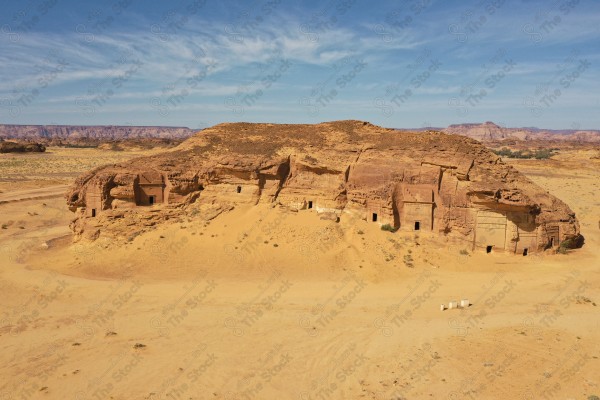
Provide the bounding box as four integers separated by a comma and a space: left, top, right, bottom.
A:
1, 147, 599, 399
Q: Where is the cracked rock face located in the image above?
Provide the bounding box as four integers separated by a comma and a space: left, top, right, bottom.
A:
66, 120, 583, 254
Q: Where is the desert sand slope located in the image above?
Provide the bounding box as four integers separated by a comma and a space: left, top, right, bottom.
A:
0, 148, 599, 399
0, 185, 69, 204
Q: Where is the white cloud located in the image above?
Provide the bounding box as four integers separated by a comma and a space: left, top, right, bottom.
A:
2, 5, 599, 128
0, 20, 372, 94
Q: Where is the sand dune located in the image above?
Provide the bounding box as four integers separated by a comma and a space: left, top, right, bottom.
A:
1, 148, 599, 399
0, 185, 70, 204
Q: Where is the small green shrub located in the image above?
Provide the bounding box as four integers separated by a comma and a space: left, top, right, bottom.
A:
492, 147, 555, 160
534, 149, 554, 159
557, 245, 568, 254
557, 237, 576, 254
381, 224, 397, 232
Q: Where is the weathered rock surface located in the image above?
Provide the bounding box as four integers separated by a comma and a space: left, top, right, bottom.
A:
66, 120, 583, 254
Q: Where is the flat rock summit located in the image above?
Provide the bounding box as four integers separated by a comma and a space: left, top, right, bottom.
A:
66, 120, 583, 254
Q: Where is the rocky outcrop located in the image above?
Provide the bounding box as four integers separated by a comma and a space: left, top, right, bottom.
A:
0, 141, 46, 153
66, 121, 583, 254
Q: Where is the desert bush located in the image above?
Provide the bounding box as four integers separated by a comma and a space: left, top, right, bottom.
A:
0, 141, 45, 153
534, 149, 554, 159
493, 147, 512, 157
557, 237, 577, 254
460, 249, 469, 255
492, 147, 555, 159
60, 143, 98, 148
381, 224, 397, 232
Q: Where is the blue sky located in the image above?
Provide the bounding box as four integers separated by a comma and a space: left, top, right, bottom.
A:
0, 0, 599, 130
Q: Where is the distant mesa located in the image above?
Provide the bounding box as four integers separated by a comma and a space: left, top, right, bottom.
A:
66, 120, 583, 255
0, 124, 195, 146
4, 123, 598, 146
439, 122, 600, 143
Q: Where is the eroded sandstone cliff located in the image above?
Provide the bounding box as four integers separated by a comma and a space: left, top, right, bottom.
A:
66, 121, 583, 254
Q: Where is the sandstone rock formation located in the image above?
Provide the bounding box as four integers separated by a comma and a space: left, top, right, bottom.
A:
66, 121, 583, 254
443, 122, 517, 141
